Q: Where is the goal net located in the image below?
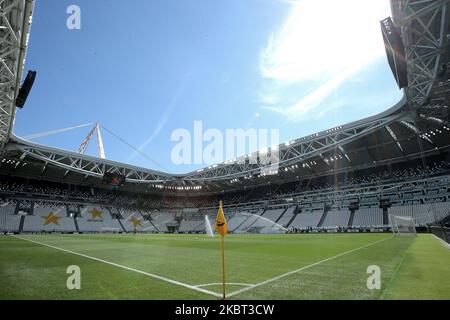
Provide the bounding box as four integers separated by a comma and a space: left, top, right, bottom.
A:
100, 227, 121, 233
390, 215, 417, 236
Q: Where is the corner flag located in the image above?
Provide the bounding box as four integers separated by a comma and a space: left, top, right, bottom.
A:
215, 200, 227, 299
215, 201, 227, 236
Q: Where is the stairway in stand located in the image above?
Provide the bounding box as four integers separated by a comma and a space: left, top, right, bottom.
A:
73, 216, 80, 232
317, 209, 328, 227
348, 210, 356, 227
117, 219, 126, 232
18, 215, 25, 233
275, 207, 288, 224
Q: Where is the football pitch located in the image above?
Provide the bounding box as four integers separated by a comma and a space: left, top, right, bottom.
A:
0, 233, 449, 300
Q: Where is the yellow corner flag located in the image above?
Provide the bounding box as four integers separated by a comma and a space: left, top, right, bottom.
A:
215, 200, 227, 299
215, 201, 228, 236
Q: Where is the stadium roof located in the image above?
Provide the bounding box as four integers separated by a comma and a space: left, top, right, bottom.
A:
0, 0, 449, 195
0, 0, 33, 151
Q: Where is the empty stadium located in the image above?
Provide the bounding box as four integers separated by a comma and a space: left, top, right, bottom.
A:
1, 0, 450, 301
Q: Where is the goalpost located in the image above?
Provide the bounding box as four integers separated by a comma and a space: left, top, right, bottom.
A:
390, 215, 417, 236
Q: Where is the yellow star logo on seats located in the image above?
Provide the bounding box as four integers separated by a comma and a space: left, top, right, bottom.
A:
131, 217, 142, 227
42, 212, 61, 225
89, 208, 103, 219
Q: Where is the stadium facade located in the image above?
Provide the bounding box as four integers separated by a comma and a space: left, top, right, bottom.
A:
1, 0, 450, 235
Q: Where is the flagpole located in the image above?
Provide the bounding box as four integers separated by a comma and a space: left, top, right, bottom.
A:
221, 233, 226, 300
216, 200, 227, 300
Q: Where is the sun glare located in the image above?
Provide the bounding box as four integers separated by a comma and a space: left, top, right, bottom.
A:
261, 0, 392, 82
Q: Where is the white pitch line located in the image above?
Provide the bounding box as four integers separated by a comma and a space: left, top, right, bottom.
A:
12, 235, 222, 298
432, 234, 450, 250
226, 236, 394, 298
195, 283, 253, 288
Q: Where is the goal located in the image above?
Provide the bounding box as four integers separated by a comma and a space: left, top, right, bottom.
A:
390, 215, 417, 236
100, 227, 121, 233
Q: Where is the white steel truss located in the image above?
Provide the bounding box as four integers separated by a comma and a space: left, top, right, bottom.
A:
0, 0, 34, 152
182, 113, 405, 182
7, 135, 176, 183
5, 111, 406, 183
393, 0, 450, 107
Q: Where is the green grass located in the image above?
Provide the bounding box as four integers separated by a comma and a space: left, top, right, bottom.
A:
0, 233, 449, 299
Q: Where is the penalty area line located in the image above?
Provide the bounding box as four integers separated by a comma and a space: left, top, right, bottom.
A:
226, 235, 394, 298
12, 235, 222, 298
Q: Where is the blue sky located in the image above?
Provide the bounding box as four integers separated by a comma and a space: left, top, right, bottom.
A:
15, 0, 403, 174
